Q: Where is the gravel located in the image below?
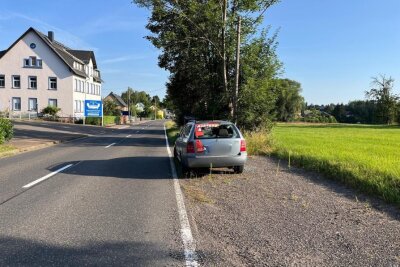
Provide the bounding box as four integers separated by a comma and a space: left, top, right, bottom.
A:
180, 156, 400, 267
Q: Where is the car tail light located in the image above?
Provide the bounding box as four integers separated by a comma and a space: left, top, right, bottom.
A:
240, 140, 246, 152
187, 141, 195, 153
195, 140, 205, 153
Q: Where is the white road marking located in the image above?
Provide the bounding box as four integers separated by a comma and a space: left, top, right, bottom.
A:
105, 143, 116, 148
163, 124, 199, 266
119, 126, 130, 129
22, 164, 74, 189
126, 135, 132, 138
141, 127, 145, 129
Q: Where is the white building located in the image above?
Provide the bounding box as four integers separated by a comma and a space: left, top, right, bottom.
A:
0, 27, 102, 118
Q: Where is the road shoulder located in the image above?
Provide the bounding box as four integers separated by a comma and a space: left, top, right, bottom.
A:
180, 156, 400, 266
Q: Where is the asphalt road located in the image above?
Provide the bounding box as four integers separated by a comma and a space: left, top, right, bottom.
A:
0, 120, 185, 266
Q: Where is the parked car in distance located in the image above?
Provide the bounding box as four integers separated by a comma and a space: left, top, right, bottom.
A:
174, 120, 247, 174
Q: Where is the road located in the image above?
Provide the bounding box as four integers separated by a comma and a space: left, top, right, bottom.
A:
0, 120, 191, 266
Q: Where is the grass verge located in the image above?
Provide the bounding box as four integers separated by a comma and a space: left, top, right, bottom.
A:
165, 120, 180, 145
0, 144, 17, 158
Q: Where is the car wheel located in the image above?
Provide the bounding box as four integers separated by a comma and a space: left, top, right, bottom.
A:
233, 165, 244, 174
181, 163, 191, 177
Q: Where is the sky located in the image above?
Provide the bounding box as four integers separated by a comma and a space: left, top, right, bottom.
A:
0, 0, 399, 105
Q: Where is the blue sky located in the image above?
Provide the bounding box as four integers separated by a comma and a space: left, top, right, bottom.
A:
0, 0, 399, 104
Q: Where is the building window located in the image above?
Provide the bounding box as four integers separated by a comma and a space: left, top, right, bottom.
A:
12, 75, 20, 88
12, 97, 21, 111
48, 99, 57, 107
28, 98, 38, 111
0, 75, 4, 88
23, 56, 42, 68
49, 77, 57, 90
74, 100, 84, 112
28, 76, 37, 89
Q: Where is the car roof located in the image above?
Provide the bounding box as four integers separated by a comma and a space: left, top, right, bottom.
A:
191, 120, 233, 124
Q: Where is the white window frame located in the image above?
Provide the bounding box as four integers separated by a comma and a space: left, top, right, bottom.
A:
28, 98, 38, 111
12, 97, 21, 111
28, 76, 37, 89
23, 56, 42, 68
0, 75, 4, 88
48, 99, 57, 107
12, 75, 20, 88
48, 77, 57, 90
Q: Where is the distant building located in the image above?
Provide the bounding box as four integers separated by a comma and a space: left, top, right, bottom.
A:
0, 27, 102, 117
135, 102, 145, 113
104, 92, 128, 112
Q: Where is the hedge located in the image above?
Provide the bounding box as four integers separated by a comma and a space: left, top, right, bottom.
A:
0, 118, 13, 144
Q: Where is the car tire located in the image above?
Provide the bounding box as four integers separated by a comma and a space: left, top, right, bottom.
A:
181, 163, 191, 177
233, 165, 244, 174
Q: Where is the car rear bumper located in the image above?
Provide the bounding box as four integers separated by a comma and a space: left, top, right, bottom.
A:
185, 153, 247, 168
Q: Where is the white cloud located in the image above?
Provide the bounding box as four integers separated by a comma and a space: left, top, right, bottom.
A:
101, 55, 148, 64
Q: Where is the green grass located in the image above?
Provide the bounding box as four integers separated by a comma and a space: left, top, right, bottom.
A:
271, 123, 400, 205
165, 121, 180, 145
0, 144, 16, 157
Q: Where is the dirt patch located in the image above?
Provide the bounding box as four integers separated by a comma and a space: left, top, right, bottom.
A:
181, 156, 400, 266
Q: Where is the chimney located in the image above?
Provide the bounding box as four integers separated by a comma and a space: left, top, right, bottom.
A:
48, 31, 54, 42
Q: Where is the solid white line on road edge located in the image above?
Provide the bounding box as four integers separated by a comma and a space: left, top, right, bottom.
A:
105, 143, 116, 148
119, 126, 130, 129
163, 124, 199, 267
22, 164, 74, 189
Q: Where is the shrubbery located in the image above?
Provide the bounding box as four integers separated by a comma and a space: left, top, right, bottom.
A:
0, 118, 13, 144
42, 106, 61, 117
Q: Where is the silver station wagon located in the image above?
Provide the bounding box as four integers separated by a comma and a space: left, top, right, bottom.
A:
174, 120, 247, 174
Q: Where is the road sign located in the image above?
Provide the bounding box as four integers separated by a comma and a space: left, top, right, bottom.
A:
84, 100, 102, 117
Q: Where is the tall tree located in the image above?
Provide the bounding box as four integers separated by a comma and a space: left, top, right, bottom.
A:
273, 79, 304, 122
365, 75, 399, 124
133, 0, 281, 129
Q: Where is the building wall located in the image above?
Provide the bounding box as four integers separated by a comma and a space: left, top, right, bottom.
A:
0, 31, 74, 116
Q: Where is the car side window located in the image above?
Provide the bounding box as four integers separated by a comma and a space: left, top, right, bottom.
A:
183, 124, 192, 138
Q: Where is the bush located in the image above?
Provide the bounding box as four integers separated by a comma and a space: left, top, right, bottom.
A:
0, 118, 13, 144
85, 117, 102, 126
104, 116, 120, 125
42, 106, 61, 116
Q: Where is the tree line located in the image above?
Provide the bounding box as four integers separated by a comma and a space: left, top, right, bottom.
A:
311, 76, 400, 125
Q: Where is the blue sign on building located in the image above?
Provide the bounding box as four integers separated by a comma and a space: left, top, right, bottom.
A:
84, 100, 102, 117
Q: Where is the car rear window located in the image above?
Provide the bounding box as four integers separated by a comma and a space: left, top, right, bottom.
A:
194, 122, 239, 139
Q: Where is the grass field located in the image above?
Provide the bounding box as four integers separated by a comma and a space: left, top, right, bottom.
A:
271, 124, 400, 205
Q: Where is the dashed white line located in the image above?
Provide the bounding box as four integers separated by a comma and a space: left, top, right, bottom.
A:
105, 143, 116, 148
163, 124, 199, 266
126, 135, 132, 138
22, 164, 74, 189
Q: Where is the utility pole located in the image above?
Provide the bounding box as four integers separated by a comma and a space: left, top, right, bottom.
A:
154, 97, 157, 120
128, 88, 131, 121
234, 16, 241, 124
